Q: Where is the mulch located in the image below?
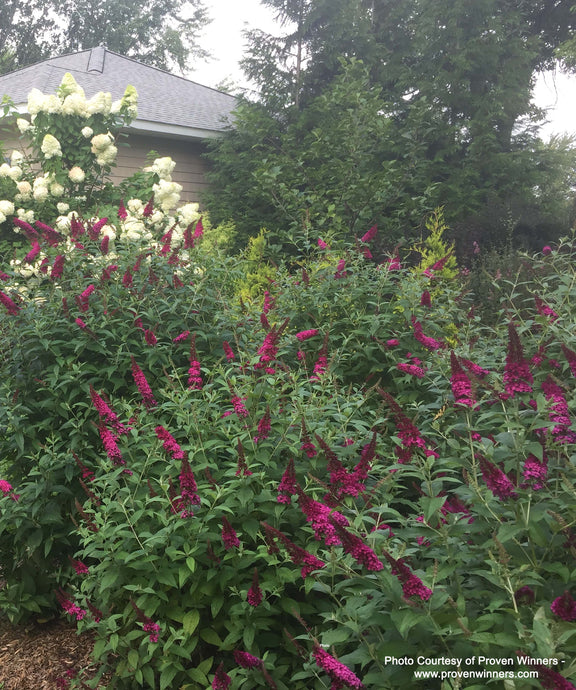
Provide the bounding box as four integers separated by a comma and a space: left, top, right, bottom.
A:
0, 616, 108, 689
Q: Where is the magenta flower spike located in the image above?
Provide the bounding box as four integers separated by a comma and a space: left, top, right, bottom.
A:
313, 647, 364, 689
222, 516, 240, 549
130, 357, 157, 410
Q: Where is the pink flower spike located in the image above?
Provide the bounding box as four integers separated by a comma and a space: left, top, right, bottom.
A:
212, 663, 232, 690
247, 568, 262, 606
313, 647, 364, 689
223, 341, 235, 361
277, 458, 297, 504
55, 589, 87, 621
317, 238, 328, 249
478, 455, 516, 500
0, 291, 20, 315
193, 217, 204, 239
222, 517, 240, 549
50, 255, 65, 280
118, 199, 128, 220
360, 224, 377, 244
254, 407, 271, 443
233, 650, 262, 670
155, 425, 186, 460
296, 329, 319, 341
130, 357, 157, 410
24, 241, 41, 263
542, 245, 552, 255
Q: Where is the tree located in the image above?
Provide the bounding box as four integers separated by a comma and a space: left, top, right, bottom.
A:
0, 0, 209, 75
205, 0, 576, 254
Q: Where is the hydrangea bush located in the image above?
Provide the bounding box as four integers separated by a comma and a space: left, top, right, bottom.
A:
1, 80, 576, 689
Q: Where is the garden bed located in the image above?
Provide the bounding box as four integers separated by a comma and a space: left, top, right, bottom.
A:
0, 616, 104, 689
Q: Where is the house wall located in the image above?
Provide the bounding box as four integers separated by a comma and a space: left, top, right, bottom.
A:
114, 133, 211, 203
1, 126, 211, 204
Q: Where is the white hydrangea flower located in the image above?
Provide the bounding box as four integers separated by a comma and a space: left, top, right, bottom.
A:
68, 166, 86, 183
27, 88, 45, 114
50, 182, 65, 197
41, 134, 62, 159
127, 199, 144, 214
0, 212, 6, 224
10, 150, 24, 165
153, 178, 182, 212
91, 132, 114, 153
17, 208, 35, 223
57, 202, 70, 214
86, 92, 112, 116
96, 145, 117, 166
178, 202, 201, 226
0, 163, 12, 177
7, 166, 22, 181
151, 156, 176, 180
56, 215, 71, 232
62, 92, 87, 117
120, 84, 138, 119
16, 181, 32, 200
43, 95, 62, 114
81, 126, 94, 139
149, 209, 164, 225
59, 73, 85, 98
101, 225, 117, 240
0, 200, 15, 216
16, 118, 31, 133
33, 177, 50, 202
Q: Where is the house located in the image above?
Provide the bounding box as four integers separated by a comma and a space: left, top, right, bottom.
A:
0, 46, 237, 201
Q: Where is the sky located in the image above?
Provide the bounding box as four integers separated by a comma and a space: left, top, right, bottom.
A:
190, 1, 576, 140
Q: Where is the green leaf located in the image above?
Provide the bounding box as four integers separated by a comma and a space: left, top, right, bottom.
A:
128, 649, 139, 669
200, 629, 223, 647
183, 609, 200, 636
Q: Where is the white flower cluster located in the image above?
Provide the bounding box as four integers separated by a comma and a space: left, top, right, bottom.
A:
26, 74, 137, 120
41, 134, 62, 159
0, 200, 15, 224
142, 157, 182, 212
91, 132, 118, 167
0, 163, 22, 181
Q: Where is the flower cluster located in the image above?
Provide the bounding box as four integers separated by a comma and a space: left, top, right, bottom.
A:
155, 425, 186, 460
450, 352, 475, 407
130, 600, 160, 643
551, 591, 576, 622
503, 323, 533, 397
313, 646, 364, 689
383, 553, 433, 602
55, 588, 86, 621
478, 455, 517, 500
262, 522, 326, 578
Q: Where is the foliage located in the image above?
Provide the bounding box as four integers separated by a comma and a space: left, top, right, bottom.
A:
0, 0, 209, 75
206, 0, 576, 254
205, 60, 441, 256
2, 79, 576, 690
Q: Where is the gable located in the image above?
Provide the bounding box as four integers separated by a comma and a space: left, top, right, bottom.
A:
0, 47, 237, 140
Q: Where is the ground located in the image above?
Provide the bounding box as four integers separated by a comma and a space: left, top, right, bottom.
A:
0, 617, 106, 689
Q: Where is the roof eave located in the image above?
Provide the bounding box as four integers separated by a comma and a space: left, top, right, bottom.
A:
126, 119, 228, 141
2, 105, 230, 140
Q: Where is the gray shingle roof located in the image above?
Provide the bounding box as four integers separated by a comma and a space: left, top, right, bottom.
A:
0, 47, 237, 139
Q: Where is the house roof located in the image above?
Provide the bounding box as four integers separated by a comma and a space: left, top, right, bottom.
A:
0, 47, 237, 140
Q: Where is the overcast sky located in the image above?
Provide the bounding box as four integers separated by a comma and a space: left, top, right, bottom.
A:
190, 1, 576, 140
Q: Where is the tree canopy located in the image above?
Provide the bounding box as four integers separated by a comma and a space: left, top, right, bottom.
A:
205, 0, 576, 256
0, 0, 209, 74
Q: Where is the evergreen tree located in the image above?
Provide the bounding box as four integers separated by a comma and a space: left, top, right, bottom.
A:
206, 0, 576, 254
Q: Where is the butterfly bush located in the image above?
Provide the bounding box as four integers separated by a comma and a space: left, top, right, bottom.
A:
1, 89, 576, 688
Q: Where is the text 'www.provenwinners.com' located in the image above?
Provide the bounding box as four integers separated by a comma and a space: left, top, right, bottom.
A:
384, 654, 561, 682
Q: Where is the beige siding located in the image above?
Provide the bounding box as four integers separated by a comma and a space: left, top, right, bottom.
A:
114, 134, 210, 202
